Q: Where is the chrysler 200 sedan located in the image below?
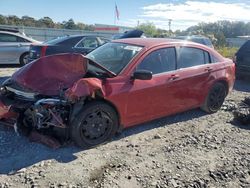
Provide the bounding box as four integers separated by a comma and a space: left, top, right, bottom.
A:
0, 38, 235, 148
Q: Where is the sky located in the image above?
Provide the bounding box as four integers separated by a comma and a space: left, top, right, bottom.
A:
0, 0, 250, 31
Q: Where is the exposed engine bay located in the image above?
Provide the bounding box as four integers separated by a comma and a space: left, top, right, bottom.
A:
1, 83, 72, 143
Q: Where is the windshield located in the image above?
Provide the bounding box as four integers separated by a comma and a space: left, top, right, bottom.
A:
86, 42, 143, 74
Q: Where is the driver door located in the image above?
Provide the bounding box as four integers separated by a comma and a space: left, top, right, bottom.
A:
125, 47, 178, 126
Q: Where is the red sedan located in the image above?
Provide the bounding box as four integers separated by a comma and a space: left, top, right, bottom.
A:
0, 38, 235, 148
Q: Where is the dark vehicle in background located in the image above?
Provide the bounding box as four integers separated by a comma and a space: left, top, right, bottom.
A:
112, 29, 144, 39
29, 29, 144, 63
29, 35, 110, 62
0, 29, 41, 65
173, 35, 214, 48
234, 40, 250, 78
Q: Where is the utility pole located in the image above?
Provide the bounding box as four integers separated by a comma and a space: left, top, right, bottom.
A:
168, 1, 172, 36
168, 19, 172, 34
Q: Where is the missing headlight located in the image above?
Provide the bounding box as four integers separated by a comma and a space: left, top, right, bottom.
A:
1, 78, 12, 87
5, 86, 37, 100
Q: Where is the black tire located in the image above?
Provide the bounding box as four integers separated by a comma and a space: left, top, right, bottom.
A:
20, 52, 29, 66
201, 83, 227, 113
70, 101, 119, 148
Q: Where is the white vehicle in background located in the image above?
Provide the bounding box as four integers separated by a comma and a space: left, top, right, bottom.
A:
0, 29, 41, 66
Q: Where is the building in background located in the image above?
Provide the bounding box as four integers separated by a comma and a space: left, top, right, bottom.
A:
94, 24, 133, 33
0, 24, 133, 42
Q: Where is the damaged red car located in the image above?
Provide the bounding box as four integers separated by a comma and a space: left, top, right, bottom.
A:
0, 38, 235, 148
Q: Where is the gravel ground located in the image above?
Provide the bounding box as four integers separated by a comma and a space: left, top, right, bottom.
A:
0, 67, 250, 188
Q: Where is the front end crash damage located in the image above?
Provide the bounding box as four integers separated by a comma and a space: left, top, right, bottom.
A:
0, 53, 106, 147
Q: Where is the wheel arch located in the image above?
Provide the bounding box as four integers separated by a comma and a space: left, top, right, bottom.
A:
19, 51, 29, 64
215, 79, 229, 95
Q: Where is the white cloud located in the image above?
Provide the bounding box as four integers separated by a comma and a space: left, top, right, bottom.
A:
139, 1, 250, 30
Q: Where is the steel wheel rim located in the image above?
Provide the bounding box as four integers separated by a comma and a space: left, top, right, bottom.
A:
79, 109, 113, 144
208, 86, 225, 111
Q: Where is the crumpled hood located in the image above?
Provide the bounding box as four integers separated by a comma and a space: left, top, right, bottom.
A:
11, 53, 88, 96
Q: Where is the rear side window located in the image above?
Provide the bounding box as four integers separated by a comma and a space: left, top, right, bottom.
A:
0, 33, 17, 42
17, 37, 30, 42
137, 47, 176, 74
177, 47, 209, 69
211, 55, 220, 63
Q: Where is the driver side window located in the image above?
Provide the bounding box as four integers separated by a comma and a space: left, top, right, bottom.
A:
137, 47, 176, 74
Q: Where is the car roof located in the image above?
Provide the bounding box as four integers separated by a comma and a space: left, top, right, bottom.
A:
0, 30, 26, 37
113, 38, 207, 48
44, 35, 110, 45
59, 34, 108, 38
0, 30, 40, 43
45, 35, 109, 42
174, 35, 209, 39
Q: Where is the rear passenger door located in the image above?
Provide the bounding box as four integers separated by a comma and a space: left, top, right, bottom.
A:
174, 46, 214, 110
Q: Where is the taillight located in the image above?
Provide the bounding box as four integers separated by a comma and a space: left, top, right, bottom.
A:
40, 46, 48, 57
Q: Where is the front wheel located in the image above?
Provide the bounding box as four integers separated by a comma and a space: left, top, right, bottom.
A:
70, 101, 119, 148
201, 83, 227, 113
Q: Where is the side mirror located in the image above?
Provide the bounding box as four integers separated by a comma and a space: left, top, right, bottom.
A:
132, 70, 152, 80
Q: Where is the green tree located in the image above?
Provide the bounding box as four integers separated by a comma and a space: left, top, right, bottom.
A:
37, 17, 54, 28
76, 22, 85, 30
63, 19, 77, 29
21, 16, 36, 27
7, 15, 21, 25
137, 22, 158, 37
214, 31, 226, 46
0, 15, 7, 25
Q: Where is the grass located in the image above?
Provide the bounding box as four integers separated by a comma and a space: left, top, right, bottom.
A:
216, 47, 239, 58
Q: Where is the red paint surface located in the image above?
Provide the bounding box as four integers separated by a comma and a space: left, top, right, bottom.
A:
65, 78, 104, 101
0, 39, 235, 129
0, 101, 17, 119
12, 53, 87, 95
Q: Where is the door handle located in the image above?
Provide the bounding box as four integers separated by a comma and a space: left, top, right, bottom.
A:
168, 74, 180, 81
204, 67, 213, 72
18, 44, 23, 47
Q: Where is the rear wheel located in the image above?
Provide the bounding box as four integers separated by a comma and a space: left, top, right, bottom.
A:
70, 101, 119, 148
201, 83, 227, 113
20, 52, 29, 66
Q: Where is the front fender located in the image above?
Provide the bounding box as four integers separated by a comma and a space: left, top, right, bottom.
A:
65, 78, 105, 101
